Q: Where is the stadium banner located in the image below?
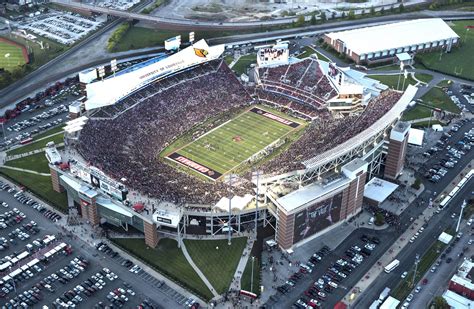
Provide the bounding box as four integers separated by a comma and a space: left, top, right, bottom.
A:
85, 39, 225, 110
250, 107, 300, 128
167, 152, 222, 180
293, 192, 343, 244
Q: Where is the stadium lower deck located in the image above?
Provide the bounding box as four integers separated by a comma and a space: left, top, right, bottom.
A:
165, 106, 304, 180
77, 58, 403, 205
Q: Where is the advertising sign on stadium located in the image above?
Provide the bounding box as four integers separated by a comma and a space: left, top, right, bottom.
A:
328, 63, 344, 86
85, 40, 225, 110
70, 164, 91, 184
257, 42, 289, 68
293, 193, 343, 243
165, 35, 181, 51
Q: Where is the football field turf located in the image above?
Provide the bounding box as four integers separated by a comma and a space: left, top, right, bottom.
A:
166, 107, 302, 179
0, 38, 27, 70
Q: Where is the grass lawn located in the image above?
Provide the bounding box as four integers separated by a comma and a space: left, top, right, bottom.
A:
111, 26, 241, 52
421, 87, 461, 113
4, 152, 50, 174
112, 238, 213, 300
241, 256, 260, 295
232, 53, 256, 76
367, 74, 417, 90
0, 168, 67, 212
371, 64, 401, 71
437, 80, 453, 88
415, 73, 434, 84
401, 105, 432, 121
166, 107, 301, 177
183, 237, 247, 295
225, 55, 234, 65
392, 241, 446, 300
411, 120, 442, 128
8, 130, 64, 156
416, 20, 474, 80
297, 46, 330, 62
0, 39, 27, 71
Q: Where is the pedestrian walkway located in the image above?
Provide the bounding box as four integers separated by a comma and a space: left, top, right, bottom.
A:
231, 236, 255, 291
180, 240, 220, 298
5, 142, 65, 161
0, 165, 50, 176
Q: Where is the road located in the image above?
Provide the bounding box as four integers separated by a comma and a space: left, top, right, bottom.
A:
51, 0, 474, 30
2, 10, 474, 112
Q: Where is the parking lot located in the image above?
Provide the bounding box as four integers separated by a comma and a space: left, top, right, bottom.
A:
16, 10, 105, 45
83, 0, 142, 11
0, 179, 193, 309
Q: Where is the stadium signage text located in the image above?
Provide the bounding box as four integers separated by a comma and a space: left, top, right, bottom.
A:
250, 108, 300, 128
167, 152, 222, 180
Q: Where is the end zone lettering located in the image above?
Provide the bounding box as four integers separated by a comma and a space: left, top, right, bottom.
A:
167, 152, 222, 180
175, 156, 209, 173
250, 107, 299, 128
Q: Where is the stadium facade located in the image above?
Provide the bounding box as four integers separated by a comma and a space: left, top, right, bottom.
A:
324, 18, 460, 64
51, 40, 417, 250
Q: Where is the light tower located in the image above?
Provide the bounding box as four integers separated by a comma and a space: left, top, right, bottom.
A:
456, 200, 467, 233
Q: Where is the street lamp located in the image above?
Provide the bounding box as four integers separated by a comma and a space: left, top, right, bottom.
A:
456, 200, 467, 233
250, 256, 255, 293
411, 253, 420, 288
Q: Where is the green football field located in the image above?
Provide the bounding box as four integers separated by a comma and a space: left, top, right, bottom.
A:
0, 40, 27, 70
167, 107, 302, 179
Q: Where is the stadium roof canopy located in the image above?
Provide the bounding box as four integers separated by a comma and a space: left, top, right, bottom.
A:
85, 39, 225, 110
325, 18, 459, 56
443, 290, 474, 309
214, 194, 253, 212
276, 176, 351, 213
364, 177, 398, 203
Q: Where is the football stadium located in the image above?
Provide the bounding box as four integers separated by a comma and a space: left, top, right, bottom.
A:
51, 39, 417, 251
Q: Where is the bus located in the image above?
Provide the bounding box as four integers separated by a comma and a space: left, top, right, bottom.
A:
384, 259, 400, 273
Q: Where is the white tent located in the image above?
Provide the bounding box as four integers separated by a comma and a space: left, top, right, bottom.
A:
432, 124, 443, 132
438, 232, 453, 244
408, 128, 425, 146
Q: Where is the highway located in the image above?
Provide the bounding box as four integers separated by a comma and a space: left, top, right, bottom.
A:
1, 10, 474, 111
50, 0, 473, 31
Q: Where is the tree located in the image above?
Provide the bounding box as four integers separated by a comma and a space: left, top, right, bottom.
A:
399, 3, 405, 12
331, 11, 336, 19
310, 14, 317, 25
432, 296, 450, 309
320, 12, 327, 22
348, 9, 356, 20
374, 213, 385, 226
361, 9, 366, 15
380, 7, 385, 14
370, 6, 376, 15
341, 11, 346, 19
296, 15, 305, 26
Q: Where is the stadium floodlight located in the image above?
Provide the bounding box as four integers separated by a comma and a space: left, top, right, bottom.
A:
97, 66, 105, 80
110, 59, 117, 77
189, 32, 195, 44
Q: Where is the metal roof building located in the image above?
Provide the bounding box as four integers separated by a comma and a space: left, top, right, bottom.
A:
324, 18, 460, 64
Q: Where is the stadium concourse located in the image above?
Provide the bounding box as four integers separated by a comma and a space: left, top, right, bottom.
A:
49, 39, 416, 254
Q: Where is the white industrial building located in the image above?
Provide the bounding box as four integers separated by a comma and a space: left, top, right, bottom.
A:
324, 18, 460, 64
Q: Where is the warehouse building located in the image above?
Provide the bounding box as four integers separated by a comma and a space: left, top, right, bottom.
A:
324, 18, 460, 64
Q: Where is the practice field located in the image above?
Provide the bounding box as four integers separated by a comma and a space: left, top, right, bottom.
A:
166, 107, 302, 179
0, 38, 28, 70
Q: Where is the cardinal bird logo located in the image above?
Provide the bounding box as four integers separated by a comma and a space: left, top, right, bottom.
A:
194, 48, 208, 58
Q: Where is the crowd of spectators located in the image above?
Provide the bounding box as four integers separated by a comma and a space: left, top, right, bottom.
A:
263, 90, 403, 174
76, 57, 404, 206
257, 58, 338, 108
77, 60, 254, 205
